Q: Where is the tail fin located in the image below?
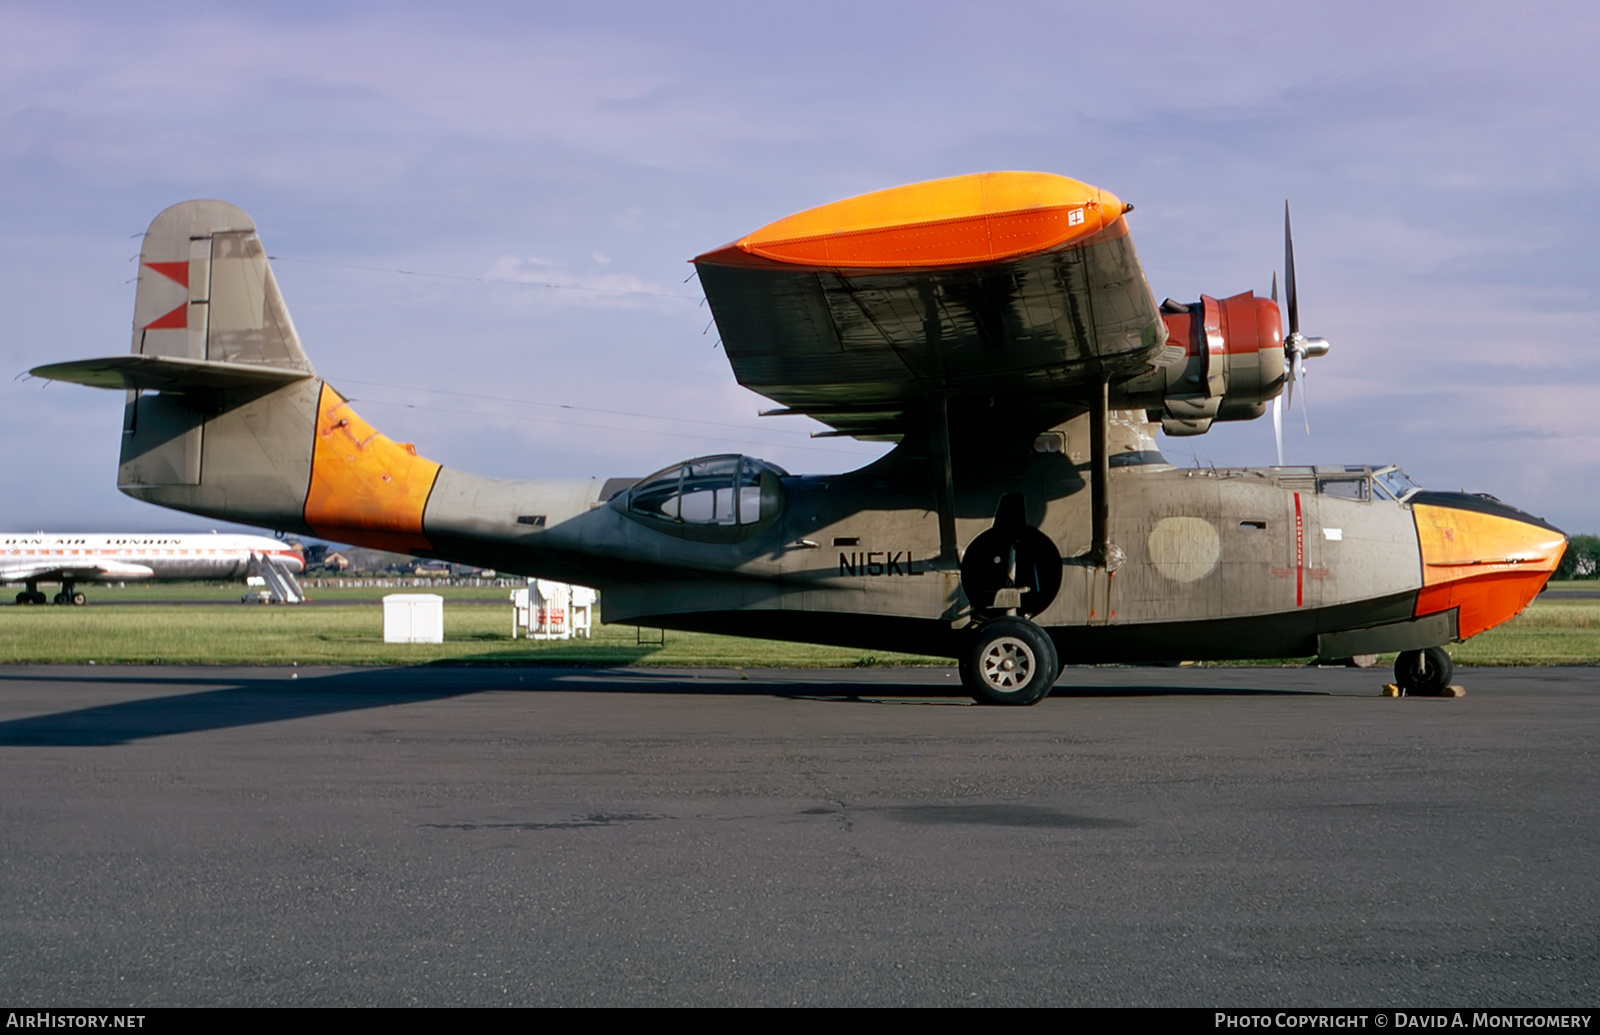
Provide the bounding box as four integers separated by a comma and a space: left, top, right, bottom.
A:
32, 201, 442, 547
119, 201, 323, 528
130, 200, 314, 372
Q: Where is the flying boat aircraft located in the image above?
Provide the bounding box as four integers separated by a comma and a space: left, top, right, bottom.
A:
31, 172, 1567, 701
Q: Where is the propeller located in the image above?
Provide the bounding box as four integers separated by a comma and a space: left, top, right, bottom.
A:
1272, 203, 1330, 465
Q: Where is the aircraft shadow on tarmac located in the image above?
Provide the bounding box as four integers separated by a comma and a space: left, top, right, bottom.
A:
0, 665, 1317, 746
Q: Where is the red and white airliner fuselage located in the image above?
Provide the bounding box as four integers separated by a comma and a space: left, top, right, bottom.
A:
1, 532, 304, 605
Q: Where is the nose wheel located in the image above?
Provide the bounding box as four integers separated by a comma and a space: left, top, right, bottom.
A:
962, 617, 1060, 706
1394, 647, 1453, 696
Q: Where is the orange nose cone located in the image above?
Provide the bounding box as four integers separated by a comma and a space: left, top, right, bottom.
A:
1413, 503, 1567, 639
724, 171, 1126, 270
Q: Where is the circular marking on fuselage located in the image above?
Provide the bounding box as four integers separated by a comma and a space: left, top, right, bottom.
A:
1147, 517, 1221, 583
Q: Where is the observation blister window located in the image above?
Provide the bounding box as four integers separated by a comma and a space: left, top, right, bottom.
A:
626, 455, 787, 534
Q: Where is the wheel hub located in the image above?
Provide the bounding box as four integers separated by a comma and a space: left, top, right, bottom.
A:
980, 638, 1034, 689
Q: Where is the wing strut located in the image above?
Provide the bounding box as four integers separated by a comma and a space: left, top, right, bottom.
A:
929, 395, 960, 568
1089, 375, 1111, 569
918, 279, 961, 569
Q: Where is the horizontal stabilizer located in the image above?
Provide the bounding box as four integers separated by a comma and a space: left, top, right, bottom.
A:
30, 355, 314, 393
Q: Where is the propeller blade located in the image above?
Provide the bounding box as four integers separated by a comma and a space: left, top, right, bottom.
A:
1290, 351, 1308, 435
1298, 360, 1311, 436
1284, 202, 1299, 336
1273, 394, 1284, 466
1273, 202, 1325, 464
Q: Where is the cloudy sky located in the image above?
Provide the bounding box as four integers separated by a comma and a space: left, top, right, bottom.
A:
3, 0, 1595, 536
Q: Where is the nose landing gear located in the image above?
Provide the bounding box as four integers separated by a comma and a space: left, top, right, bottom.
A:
1393, 646, 1454, 696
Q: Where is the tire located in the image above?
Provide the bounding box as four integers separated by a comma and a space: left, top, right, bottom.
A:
963, 618, 1059, 706
1394, 646, 1453, 696
71, 593, 87, 606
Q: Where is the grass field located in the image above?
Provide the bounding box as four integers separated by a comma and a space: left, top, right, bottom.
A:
0, 582, 933, 666
1450, 593, 1600, 666
0, 581, 1595, 667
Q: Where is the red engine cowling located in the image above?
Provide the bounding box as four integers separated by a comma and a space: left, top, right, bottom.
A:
1118, 291, 1286, 436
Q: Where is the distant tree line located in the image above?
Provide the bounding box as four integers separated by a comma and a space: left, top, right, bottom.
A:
1556, 534, 1600, 579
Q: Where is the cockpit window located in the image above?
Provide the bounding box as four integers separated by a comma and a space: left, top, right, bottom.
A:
1318, 476, 1370, 501
625, 455, 787, 536
1371, 466, 1423, 502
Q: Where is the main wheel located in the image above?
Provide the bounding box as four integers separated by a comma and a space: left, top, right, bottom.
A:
71, 593, 87, 606
963, 618, 1059, 706
1394, 647, 1453, 696
52, 592, 69, 606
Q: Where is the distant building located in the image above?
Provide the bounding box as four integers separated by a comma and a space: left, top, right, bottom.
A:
319, 552, 352, 572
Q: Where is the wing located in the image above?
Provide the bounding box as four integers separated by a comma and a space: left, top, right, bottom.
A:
693, 172, 1166, 439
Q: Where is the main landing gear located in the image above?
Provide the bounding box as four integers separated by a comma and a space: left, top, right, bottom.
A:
1393, 646, 1453, 696
961, 617, 1060, 706
955, 496, 1064, 706
13, 582, 86, 606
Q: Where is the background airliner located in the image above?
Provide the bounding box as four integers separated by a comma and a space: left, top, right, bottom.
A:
1, 532, 304, 605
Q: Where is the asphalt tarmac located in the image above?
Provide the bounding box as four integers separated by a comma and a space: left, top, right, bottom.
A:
0, 663, 1595, 1007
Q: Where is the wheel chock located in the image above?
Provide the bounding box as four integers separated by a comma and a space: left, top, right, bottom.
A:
1381, 684, 1465, 698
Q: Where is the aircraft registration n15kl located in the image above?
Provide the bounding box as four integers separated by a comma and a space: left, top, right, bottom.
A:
32, 172, 1567, 702
1, 532, 304, 605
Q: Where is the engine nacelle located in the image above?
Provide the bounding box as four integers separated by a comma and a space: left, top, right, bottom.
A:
1110, 291, 1286, 436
